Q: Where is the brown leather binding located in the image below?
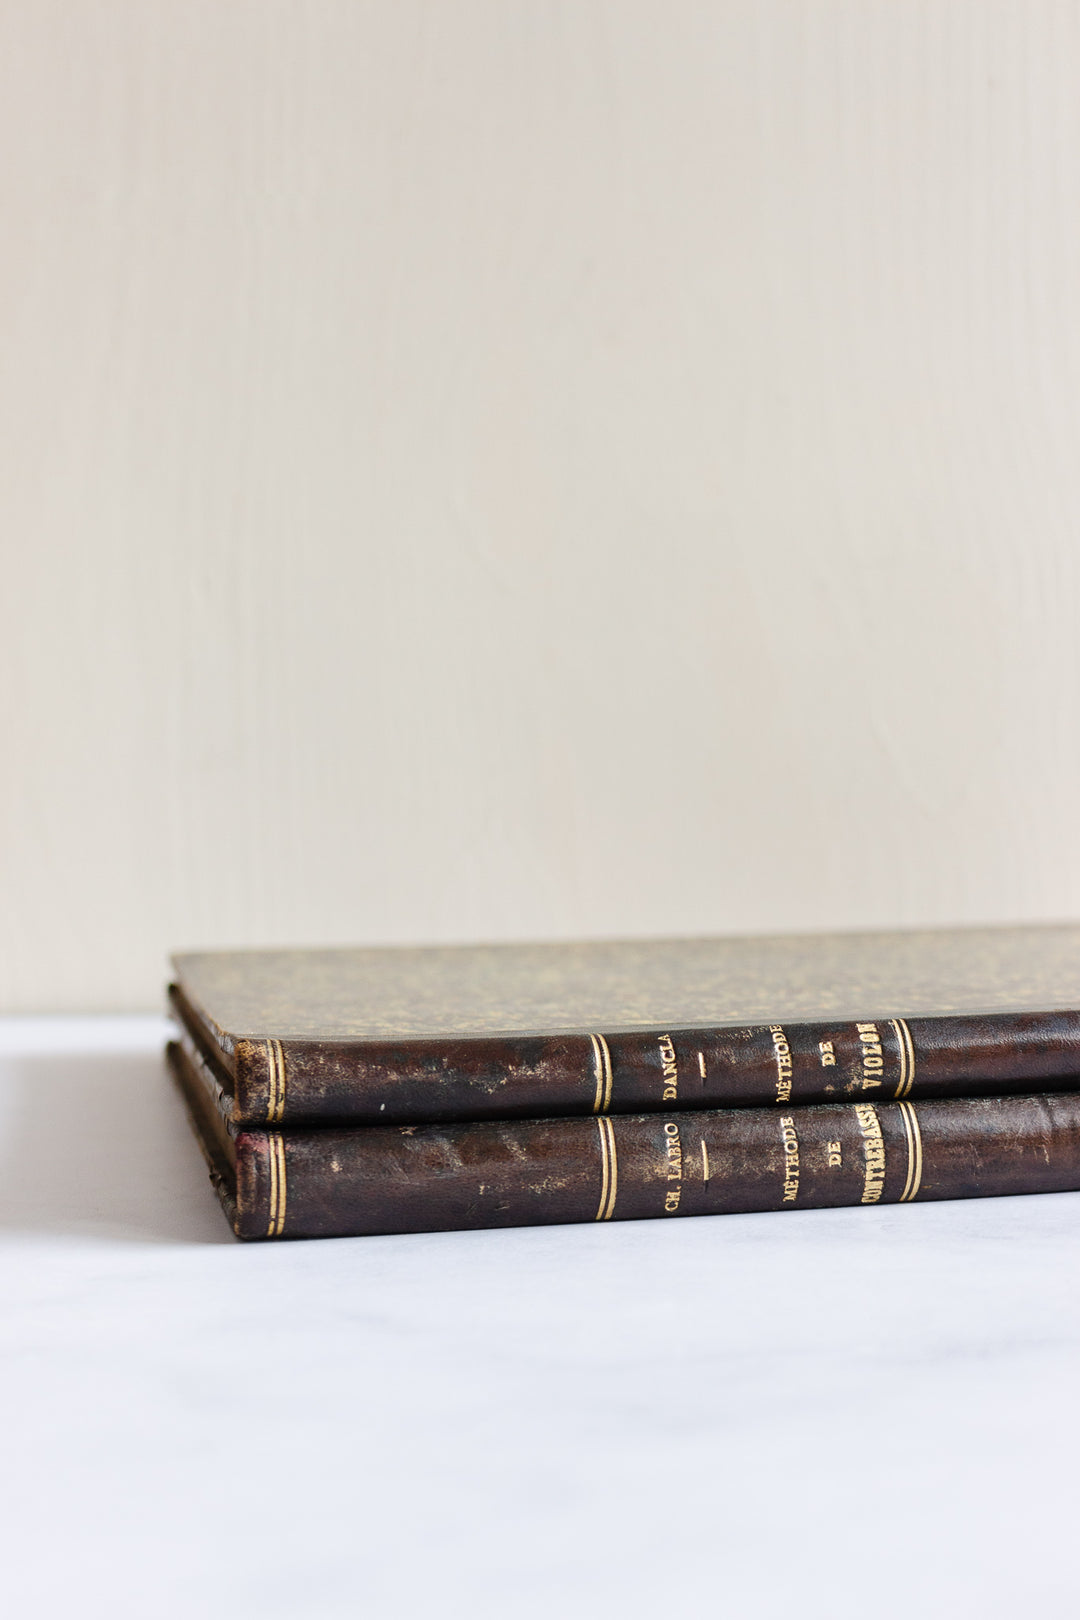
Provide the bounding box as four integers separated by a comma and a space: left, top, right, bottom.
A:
168, 1040, 1080, 1241
170, 978, 1080, 1127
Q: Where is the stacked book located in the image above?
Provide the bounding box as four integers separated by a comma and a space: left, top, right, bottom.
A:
167, 924, 1080, 1241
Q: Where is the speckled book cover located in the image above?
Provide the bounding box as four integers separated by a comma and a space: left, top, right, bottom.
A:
170, 924, 1080, 1127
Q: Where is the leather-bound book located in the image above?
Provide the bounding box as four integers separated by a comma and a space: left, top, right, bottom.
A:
170, 925, 1080, 1127
167, 1034, 1080, 1241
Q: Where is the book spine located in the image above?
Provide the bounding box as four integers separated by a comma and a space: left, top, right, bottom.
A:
229, 1009, 1080, 1125
231, 1089, 1080, 1239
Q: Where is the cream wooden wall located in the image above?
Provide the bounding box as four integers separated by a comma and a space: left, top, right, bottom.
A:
3, 2, 1080, 1011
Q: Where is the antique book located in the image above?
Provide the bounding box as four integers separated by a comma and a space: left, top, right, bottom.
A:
168, 1033, 1080, 1241
170, 925, 1080, 1126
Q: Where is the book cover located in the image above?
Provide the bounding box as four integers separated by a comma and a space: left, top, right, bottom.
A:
171, 925, 1080, 1126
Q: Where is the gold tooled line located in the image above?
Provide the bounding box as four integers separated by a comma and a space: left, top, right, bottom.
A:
701, 1139, 710, 1185
897, 1100, 916, 1201
595, 1115, 611, 1219
889, 1019, 907, 1097
897, 1101, 923, 1202
266, 1135, 287, 1237
590, 1034, 613, 1113
275, 1038, 287, 1122
265, 1039, 277, 1122
891, 1017, 916, 1099
698, 1050, 706, 1079
594, 1117, 618, 1220
602, 1117, 618, 1219
266, 1037, 286, 1123
267, 1134, 279, 1237
274, 1136, 287, 1234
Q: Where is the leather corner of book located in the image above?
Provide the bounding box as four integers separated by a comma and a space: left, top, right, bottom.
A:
232, 1128, 270, 1238
232, 1037, 278, 1124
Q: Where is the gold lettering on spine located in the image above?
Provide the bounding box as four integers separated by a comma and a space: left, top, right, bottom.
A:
266, 1135, 287, 1237
594, 1116, 618, 1220
590, 1034, 613, 1114
769, 1026, 793, 1102
663, 1121, 683, 1178
663, 1120, 683, 1211
779, 1115, 800, 1203
658, 1035, 678, 1101
890, 1018, 916, 1099
265, 1038, 286, 1124
897, 1100, 923, 1202
855, 1023, 884, 1089
854, 1104, 886, 1203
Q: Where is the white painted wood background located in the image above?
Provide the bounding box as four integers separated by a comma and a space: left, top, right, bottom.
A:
3, 2, 1080, 1011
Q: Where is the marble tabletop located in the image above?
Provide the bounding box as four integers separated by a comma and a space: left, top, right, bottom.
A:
1, 1017, 1075, 1619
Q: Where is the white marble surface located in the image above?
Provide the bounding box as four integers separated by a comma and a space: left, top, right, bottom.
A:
2, 1017, 1077, 1619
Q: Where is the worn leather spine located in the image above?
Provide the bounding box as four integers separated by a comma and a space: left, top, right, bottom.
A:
171, 986, 1080, 1125
167, 1042, 1080, 1240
